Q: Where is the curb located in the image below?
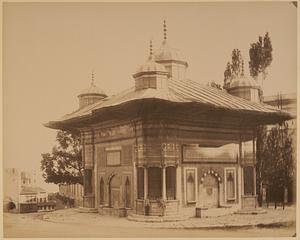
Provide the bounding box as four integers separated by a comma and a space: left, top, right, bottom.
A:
158, 220, 295, 230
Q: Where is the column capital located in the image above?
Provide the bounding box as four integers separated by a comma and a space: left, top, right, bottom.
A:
142, 164, 148, 168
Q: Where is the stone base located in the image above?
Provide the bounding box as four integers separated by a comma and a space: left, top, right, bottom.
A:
234, 208, 267, 215
98, 207, 133, 217
179, 205, 238, 218
83, 195, 95, 208
241, 195, 257, 209
128, 213, 189, 222
76, 207, 98, 213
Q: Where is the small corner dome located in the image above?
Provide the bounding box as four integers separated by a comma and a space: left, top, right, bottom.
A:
79, 83, 107, 97
134, 55, 168, 76
229, 75, 260, 89
154, 40, 186, 63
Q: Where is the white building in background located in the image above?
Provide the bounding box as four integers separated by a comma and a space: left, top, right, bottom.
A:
3, 168, 55, 213
263, 93, 297, 128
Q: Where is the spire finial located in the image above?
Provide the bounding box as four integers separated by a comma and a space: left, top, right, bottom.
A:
91, 69, 95, 86
163, 19, 167, 40
241, 59, 244, 76
150, 40, 153, 56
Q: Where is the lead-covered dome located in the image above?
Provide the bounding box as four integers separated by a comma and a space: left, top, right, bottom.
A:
78, 74, 107, 108
229, 75, 260, 89
133, 48, 169, 91
227, 75, 261, 103
79, 83, 107, 97
154, 40, 186, 64
134, 55, 168, 77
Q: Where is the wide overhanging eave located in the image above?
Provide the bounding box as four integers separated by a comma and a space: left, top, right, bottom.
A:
44, 99, 294, 131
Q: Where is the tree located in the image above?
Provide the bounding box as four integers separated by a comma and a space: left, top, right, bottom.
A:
256, 122, 295, 205
255, 125, 268, 205
223, 49, 244, 89
249, 32, 273, 80
231, 49, 244, 77
41, 130, 83, 185
223, 62, 232, 89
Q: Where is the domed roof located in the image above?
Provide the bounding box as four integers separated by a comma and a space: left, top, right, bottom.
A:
134, 55, 168, 77
229, 75, 260, 89
79, 83, 107, 97
154, 40, 186, 63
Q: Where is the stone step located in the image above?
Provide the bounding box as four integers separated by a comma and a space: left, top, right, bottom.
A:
234, 208, 267, 215
179, 206, 237, 218
76, 207, 98, 213
127, 213, 189, 222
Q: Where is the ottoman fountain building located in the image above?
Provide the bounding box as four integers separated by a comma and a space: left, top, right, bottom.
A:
45, 22, 292, 217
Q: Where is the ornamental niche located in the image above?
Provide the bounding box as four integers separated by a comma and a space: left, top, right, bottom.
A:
200, 170, 222, 184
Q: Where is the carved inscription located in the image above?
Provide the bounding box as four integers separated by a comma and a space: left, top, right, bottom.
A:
183, 144, 239, 163
97, 124, 134, 139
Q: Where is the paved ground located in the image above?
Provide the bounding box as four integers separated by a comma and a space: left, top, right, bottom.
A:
3, 206, 296, 238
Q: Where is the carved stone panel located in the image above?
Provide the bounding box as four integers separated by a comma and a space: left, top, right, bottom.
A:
84, 144, 93, 169
97, 146, 106, 169
122, 145, 133, 166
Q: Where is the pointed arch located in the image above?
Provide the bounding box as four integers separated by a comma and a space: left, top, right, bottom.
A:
99, 177, 104, 205
125, 176, 131, 208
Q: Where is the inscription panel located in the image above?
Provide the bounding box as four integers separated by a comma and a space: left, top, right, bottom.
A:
182, 144, 239, 163
95, 124, 134, 142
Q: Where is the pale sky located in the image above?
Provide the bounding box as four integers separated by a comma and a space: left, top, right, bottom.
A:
3, 2, 297, 192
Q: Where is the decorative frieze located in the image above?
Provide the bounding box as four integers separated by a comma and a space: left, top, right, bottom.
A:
135, 143, 179, 167
162, 143, 180, 158
81, 131, 93, 145
95, 124, 135, 142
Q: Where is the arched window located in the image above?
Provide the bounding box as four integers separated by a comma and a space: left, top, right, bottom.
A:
125, 177, 131, 208
100, 177, 104, 205
227, 172, 235, 200
166, 166, 176, 200
148, 167, 162, 200
137, 168, 144, 199
244, 166, 254, 195
186, 169, 196, 203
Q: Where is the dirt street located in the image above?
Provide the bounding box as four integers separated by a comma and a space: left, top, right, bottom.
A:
3, 210, 296, 238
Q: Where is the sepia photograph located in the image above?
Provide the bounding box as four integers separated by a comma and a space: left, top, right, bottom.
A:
2, 1, 297, 238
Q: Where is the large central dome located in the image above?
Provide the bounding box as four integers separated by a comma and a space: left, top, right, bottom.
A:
152, 20, 188, 81
154, 40, 187, 65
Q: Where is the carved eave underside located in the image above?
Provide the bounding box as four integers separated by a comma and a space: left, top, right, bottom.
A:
44, 98, 292, 132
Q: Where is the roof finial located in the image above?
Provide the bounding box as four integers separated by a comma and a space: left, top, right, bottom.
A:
241, 59, 244, 76
150, 40, 153, 56
91, 69, 95, 86
163, 19, 167, 40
